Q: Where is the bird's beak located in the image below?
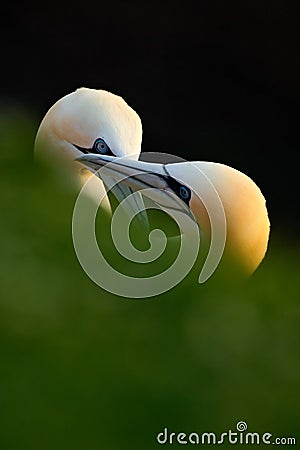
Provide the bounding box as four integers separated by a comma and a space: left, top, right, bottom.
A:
76, 154, 195, 221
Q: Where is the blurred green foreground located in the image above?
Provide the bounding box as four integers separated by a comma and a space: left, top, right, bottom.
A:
0, 110, 299, 449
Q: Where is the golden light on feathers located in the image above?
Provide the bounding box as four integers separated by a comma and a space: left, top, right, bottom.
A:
35, 87, 270, 277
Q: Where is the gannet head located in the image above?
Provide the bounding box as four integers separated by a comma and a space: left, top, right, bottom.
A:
77, 154, 270, 275
34, 88, 142, 186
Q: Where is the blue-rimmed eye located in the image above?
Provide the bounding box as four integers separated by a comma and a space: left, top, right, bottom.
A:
179, 185, 191, 200
93, 138, 110, 154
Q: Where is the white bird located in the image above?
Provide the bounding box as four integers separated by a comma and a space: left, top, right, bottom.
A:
35, 87, 270, 275
34, 87, 143, 209
77, 153, 270, 275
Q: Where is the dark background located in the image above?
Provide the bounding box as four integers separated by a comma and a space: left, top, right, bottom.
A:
1, 0, 299, 232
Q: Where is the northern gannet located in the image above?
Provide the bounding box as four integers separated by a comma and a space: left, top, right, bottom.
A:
77, 154, 270, 275
35, 87, 142, 208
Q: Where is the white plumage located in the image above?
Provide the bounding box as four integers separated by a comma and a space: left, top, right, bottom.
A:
35, 88, 142, 207
35, 87, 270, 274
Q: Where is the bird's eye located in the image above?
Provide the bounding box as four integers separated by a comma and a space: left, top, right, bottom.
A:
93, 138, 110, 154
179, 185, 191, 200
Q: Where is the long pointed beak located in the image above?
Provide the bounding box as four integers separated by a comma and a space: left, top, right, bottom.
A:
76, 154, 167, 188
76, 154, 195, 221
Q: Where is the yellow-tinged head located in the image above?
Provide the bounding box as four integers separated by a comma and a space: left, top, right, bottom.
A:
168, 161, 270, 274
76, 154, 270, 275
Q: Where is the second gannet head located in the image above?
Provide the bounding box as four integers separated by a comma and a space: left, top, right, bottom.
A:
77, 154, 270, 276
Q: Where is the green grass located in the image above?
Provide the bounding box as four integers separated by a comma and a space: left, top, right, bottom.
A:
0, 110, 299, 449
